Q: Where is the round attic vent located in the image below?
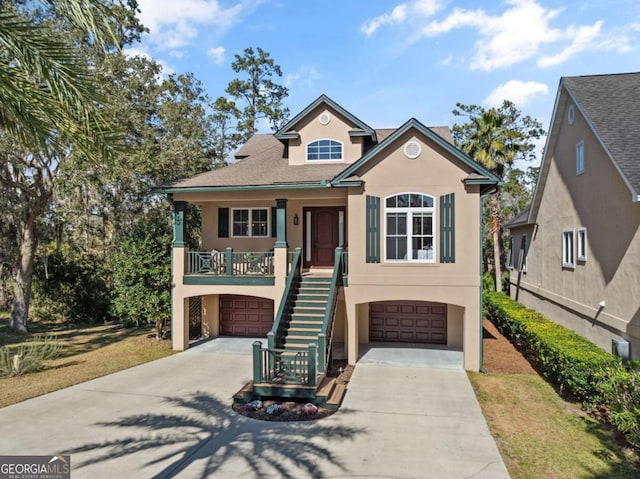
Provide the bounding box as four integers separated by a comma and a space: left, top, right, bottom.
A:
319, 112, 331, 125
404, 141, 422, 159
567, 104, 575, 125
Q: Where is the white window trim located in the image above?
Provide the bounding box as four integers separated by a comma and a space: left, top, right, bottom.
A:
230, 207, 270, 238
384, 192, 436, 263
508, 235, 514, 270
562, 229, 575, 269
576, 141, 585, 175
305, 138, 344, 162
577, 227, 587, 262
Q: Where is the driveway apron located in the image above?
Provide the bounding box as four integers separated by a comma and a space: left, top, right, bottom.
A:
0, 338, 509, 478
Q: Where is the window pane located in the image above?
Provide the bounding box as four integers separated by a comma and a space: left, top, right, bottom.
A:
397, 194, 409, 207
397, 214, 407, 234
252, 209, 267, 222
422, 195, 433, 207
386, 196, 397, 208
410, 194, 423, 207
233, 223, 248, 236
233, 209, 248, 221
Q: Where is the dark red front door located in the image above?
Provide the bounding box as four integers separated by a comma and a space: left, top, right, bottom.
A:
305, 207, 343, 267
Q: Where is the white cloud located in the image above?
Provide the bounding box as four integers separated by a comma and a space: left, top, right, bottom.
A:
370, 0, 636, 71
484, 80, 549, 107
361, 0, 440, 37
284, 66, 321, 88
137, 0, 242, 50
207, 46, 226, 64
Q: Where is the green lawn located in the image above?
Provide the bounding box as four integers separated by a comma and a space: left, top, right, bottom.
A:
469, 372, 639, 479
0, 312, 174, 407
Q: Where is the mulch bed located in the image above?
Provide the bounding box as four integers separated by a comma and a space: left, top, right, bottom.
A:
481, 318, 537, 374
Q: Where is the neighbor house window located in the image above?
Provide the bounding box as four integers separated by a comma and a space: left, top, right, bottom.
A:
519, 235, 527, 272
232, 208, 268, 237
577, 227, 587, 262
562, 229, 575, 268
385, 193, 435, 262
576, 141, 584, 175
307, 139, 343, 160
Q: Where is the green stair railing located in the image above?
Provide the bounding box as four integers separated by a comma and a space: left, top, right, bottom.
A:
317, 247, 344, 374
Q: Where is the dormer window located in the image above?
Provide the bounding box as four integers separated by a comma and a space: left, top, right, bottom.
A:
307, 139, 343, 161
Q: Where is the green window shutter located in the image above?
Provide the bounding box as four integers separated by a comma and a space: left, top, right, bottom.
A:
218, 208, 229, 238
271, 206, 277, 238
366, 195, 381, 263
439, 193, 455, 263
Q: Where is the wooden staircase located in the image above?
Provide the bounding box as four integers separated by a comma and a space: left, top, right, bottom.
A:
242, 248, 348, 410
280, 275, 331, 351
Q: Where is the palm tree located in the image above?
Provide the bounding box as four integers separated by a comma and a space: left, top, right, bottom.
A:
0, 1, 120, 159
452, 101, 543, 292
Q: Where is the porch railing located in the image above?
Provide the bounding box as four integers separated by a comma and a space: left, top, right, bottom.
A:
253, 342, 317, 386
185, 248, 274, 275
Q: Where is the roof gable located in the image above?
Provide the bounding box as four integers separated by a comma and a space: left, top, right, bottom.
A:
332, 117, 499, 189
275, 94, 375, 140
525, 72, 640, 227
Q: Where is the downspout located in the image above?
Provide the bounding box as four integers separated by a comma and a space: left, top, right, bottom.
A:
478, 188, 495, 373
167, 193, 175, 351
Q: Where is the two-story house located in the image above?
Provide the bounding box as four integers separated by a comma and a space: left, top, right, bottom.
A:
508, 73, 640, 360
159, 95, 498, 400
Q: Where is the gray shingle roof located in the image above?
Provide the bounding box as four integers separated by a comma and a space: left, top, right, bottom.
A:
563, 73, 640, 194
169, 126, 455, 189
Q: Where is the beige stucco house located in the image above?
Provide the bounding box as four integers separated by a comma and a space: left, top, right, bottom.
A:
508, 73, 640, 360
160, 94, 498, 396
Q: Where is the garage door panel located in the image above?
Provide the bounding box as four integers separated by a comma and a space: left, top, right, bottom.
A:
370, 301, 447, 345
220, 295, 274, 337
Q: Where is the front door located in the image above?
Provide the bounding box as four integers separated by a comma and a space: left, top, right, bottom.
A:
304, 207, 344, 267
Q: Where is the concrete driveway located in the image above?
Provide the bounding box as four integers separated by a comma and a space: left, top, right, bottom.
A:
0, 338, 509, 478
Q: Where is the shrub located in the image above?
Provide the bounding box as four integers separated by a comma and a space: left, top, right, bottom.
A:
0, 334, 62, 377
483, 290, 621, 401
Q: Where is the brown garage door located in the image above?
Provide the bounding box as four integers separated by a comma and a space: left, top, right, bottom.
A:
220, 295, 274, 336
369, 301, 447, 344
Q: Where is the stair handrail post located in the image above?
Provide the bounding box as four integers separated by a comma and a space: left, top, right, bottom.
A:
317, 333, 326, 374
225, 247, 233, 275
252, 341, 263, 384
267, 331, 275, 350
307, 342, 317, 386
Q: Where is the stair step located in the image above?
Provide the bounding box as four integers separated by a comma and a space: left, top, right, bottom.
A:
283, 341, 312, 349
293, 299, 328, 307
285, 334, 319, 342
316, 377, 336, 398
286, 328, 320, 336
301, 277, 333, 283
290, 314, 324, 322
288, 320, 323, 329
327, 383, 347, 407
292, 307, 326, 315
297, 287, 330, 295
296, 294, 329, 301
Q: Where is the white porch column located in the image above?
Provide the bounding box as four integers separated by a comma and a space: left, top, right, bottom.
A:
346, 300, 359, 365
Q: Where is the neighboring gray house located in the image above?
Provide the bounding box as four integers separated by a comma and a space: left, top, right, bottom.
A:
508, 73, 640, 359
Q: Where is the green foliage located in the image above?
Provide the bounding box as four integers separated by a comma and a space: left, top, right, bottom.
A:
32, 246, 110, 323
225, 46, 290, 139
595, 366, 640, 448
0, 334, 62, 377
484, 290, 640, 450
483, 290, 621, 401
108, 214, 171, 337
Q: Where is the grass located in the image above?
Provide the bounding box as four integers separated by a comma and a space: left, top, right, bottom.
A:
0, 311, 174, 408
469, 372, 639, 479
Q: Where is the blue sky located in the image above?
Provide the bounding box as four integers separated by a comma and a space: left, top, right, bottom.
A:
129, 0, 639, 166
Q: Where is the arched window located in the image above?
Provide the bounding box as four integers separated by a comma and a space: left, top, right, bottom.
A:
385, 193, 435, 262
306, 139, 343, 161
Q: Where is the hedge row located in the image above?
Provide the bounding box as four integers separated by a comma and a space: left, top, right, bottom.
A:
483, 290, 621, 401
484, 290, 640, 448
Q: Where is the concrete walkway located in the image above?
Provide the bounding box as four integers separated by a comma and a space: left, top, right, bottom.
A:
0, 338, 509, 478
